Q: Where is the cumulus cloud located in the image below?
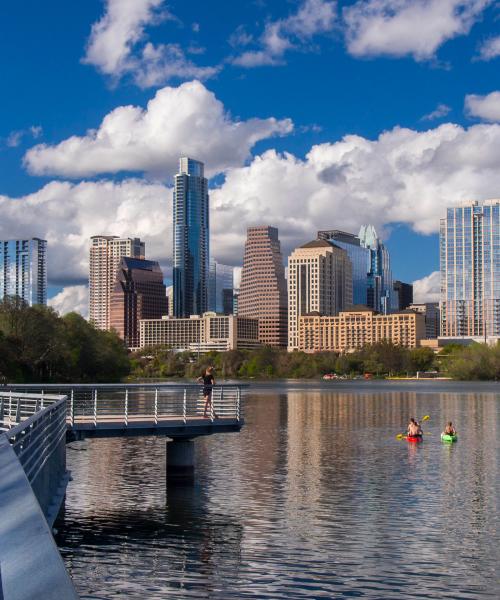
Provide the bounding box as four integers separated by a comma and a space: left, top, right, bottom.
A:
231, 0, 337, 67
465, 91, 500, 122
421, 104, 451, 121
210, 122, 500, 264
24, 80, 293, 179
344, 0, 492, 61
477, 35, 500, 60
82, 0, 218, 87
412, 271, 440, 303
49, 285, 89, 318
0, 179, 170, 286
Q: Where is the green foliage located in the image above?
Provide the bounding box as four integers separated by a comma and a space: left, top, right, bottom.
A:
445, 342, 500, 380
0, 297, 129, 383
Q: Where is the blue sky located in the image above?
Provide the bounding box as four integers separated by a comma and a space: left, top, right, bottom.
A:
1, 0, 500, 313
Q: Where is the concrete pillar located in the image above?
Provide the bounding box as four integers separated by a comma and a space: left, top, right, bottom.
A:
166, 439, 195, 483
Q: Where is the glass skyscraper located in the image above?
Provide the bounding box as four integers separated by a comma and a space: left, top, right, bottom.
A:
208, 260, 234, 315
318, 225, 394, 313
440, 199, 500, 337
0, 238, 47, 305
173, 157, 209, 317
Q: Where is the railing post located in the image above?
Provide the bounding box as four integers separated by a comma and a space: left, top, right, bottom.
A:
154, 388, 158, 425
15, 397, 21, 424
70, 389, 75, 427
210, 387, 214, 422
183, 388, 187, 424
0, 396, 4, 424
220, 386, 224, 419
237, 387, 241, 422
125, 388, 129, 426
41, 389, 44, 409
9, 391, 12, 427
93, 389, 97, 427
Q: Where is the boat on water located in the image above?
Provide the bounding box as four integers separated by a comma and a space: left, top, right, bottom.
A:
441, 433, 458, 443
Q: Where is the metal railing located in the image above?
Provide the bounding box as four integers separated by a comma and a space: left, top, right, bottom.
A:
5, 384, 245, 428
1, 392, 67, 485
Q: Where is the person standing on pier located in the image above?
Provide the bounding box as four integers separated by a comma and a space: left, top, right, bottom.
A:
198, 366, 218, 419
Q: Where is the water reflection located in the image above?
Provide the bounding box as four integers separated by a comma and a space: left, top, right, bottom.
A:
56, 383, 499, 599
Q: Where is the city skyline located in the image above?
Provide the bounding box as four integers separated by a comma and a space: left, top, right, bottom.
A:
2, 1, 500, 317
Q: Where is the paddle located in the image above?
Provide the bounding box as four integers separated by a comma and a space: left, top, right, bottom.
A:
396, 415, 430, 439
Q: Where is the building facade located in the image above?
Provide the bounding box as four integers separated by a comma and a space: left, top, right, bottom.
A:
89, 235, 145, 330
408, 302, 440, 339
318, 225, 394, 313
393, 281, 414, 310
239, 226, 288, 347
173, 157, 209, 318
288, 239, 353, 351
208, 260, 234, 314
109, 257, 167, 348
0, 238, 47, 305
139, 312, 259, 352
440, 199, 500, 337
298, 308, 425, 353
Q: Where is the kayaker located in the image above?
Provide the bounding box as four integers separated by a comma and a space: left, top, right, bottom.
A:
407, 417, 423, 437
443, 421, 456, 436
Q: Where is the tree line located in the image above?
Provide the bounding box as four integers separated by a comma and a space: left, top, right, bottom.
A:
0, 298, 129, 383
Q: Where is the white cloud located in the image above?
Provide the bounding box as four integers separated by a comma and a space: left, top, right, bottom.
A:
412, 271, 440, 303
4, 125, 42, 148
477, 35, 500, 60
231, 0, 337, 67
344, 0, 492, 60
82, 0, 218, 87
465, 91, 500, 122
421, 104, 451, 121
210, 122, 500, 264
49, 285, 89, 318
24, 80, 293, 179
0, 179, 170, 286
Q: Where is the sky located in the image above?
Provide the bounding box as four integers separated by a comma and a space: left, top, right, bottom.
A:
1, 0, 500, 316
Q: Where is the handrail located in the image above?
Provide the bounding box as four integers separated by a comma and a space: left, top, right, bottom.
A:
4, 382, 250, 389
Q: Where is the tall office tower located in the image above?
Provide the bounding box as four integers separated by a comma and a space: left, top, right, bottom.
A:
233, 289, 240, 315
109, 257, 167, 348
208, 260, 234, 314
239, 226, 288, 347
288, 239, 352, 351
440, 199, 500, 337
89, 236, 145, 330
173, 157, 209, 317
318, 225, 394, 313
409, 302, 440, 338
0, 238, 47, 305
166, 285, 174, 316
393, 281, 414, 310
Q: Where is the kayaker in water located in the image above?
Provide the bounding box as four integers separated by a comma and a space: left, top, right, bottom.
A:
407, 417, 423, 437
442, 421, 456, 436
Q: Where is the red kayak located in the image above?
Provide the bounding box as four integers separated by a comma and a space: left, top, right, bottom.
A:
406, 435, 423, 443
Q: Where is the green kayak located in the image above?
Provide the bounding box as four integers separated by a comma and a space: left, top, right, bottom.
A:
441, 433, 458, 443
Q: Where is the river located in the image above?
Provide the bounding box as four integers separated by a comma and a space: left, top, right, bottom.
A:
55, 380, 499, 599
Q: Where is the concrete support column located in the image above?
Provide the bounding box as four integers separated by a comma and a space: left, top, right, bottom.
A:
166, 439, 195, 483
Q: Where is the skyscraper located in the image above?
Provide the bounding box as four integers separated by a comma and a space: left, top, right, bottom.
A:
0, 238, 47, 305
318, 225, 394, 313
109, 257, 168, 348
239, 226, 288, 347
208, 260, 234, 315
393, 280, 414, 310
288, 239, 352, 351
440, 199, 500, 337
173, 157, 209, 317
89, 236, 145, 330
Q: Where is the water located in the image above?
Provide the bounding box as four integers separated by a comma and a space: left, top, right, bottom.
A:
55, 381, 499, 599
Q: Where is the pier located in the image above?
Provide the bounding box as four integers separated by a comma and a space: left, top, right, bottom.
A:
0, 383, 246, 599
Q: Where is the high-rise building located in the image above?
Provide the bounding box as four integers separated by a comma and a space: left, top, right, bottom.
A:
89, 236, 145, 330
173, 157, 209, 318
208, 260, 234, 314
166, 285, 174, 316
239, 226, 288, 347
318, 225, 394, 313
409, 302, 440, 339
0, 238, 47, 305
393, 281, 414, 310
109, 257, 167, 349
298, 308, 425, 353
288, 239, 352, 351
440, 199, 500, 337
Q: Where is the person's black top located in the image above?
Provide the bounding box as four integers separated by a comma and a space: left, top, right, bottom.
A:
202, 373, 214, 395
